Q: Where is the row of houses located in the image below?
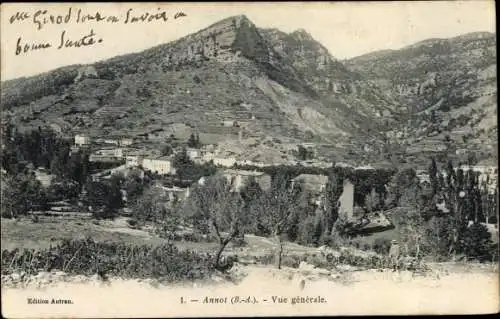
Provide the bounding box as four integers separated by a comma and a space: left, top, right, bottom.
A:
74, 134, 134, 147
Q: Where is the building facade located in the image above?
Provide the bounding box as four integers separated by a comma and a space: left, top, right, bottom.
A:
141, 158, 173, 175
222, 169, 272, 192
74, 134, 90, 146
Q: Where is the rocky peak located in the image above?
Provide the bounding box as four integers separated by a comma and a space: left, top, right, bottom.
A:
291, 28, 315, 41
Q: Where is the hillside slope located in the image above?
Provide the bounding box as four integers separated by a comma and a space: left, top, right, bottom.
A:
346, 32, 497, 164
1, 18, 496, 166
1, 15, 384, 157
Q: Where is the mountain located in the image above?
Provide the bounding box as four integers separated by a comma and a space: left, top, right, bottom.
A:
346, 32, 497, 165
1, 15, 391, 165
1, 16, 497, 166
259, 28, 400, 120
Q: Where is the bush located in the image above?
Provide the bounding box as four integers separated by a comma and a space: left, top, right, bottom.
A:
1, 238, 215, 282
372, 238, 392, 255
460, 223, 495, 262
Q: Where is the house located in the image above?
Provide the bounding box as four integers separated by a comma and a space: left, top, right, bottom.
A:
125, 156, 141, 167
34, 169, 53, 187
291, 173, 328, 206
141, 157, 173, 175
292, 174, 329, 195
201, 144, 216, 154
92, 164, 144, 180
50, 124, 63, 134
94, 148, 124, 159
222, 169, 272, 192
417, 173, 431, 184
213, 157, 237, 167
74, 134, 90, 146
119, 138, 134, 146
156, 185, 190, 202
103, 139, 119, 145
89, 149, 124, 163
355, 165, 375, 171
222, 120, 240, 127
187, 148, 201, 160
298, 143, 317, 157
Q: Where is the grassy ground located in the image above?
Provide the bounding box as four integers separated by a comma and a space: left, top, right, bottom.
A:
0, 216, 311, 256
1, 216, 181, 251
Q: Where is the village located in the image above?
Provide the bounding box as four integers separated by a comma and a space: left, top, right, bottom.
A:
65, 132, 499, 236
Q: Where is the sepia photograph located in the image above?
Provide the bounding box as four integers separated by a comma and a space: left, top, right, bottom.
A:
1, 1, 498, 317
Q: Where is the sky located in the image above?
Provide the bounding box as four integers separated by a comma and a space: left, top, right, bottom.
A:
1, 1, 496, 81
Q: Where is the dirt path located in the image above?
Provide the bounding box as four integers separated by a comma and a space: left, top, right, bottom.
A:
2, 264, 498, 317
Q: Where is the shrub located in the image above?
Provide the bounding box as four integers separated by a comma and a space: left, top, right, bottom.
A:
460, 222, 496, 262
372, 238, 392, 255
1, 238, 215, 282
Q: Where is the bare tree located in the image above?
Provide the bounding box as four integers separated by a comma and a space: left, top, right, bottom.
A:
132, 185, 179, 243
365, 188, 378, 213
255, 174, 301, 269
186, 175, 244, 270
399, 182, 426, 258
323, 172, 345, 236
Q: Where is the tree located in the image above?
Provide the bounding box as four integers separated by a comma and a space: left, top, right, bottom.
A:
386, 167, 417, 208
83, 177, 124, 219
365, 188, 378, 213
254, 174, 302, 269
1, 171, 46, 218
429, 158, 439, 196
123, 169, 147, 205
131, 185, 167, 223
185, 175, 245, 270
132, 185, 180, 242
467, 151, 478, 166
187, 132, 201, 148
297, 145, 311, 161
46, 177, 80, 203
323, 171, 345, 236
460, 222, 494, 262
173, 148, 217, 183
161, 144, 173, 156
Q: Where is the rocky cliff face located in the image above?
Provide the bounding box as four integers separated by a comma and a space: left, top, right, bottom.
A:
259, 28, 400, 122
346, 32, 497, 164
260, 28, 356, 95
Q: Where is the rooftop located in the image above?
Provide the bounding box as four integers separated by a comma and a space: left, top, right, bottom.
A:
222, 169, 266, 176
292, 174, 329, 186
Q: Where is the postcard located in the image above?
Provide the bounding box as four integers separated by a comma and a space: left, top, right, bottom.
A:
1, 1, 498, 317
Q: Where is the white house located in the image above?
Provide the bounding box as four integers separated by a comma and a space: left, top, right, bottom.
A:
119, 138, 134, 146
213, 157, 237, 167
156, 185, 191, 202
222, 120, 239, 127
187, 148, 201, 160
103, 139, 119, 145
125, 156, 141, 167
222, 169, 272, 192
141, 157, 173, 175
74, 134, 90, 146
